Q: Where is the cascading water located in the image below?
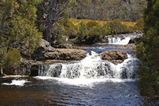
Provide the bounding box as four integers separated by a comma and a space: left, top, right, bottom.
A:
108, 36, 131, 45
38, 51, 139, 85
107, 33, 143, 45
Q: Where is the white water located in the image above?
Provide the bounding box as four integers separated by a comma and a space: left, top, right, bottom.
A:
2, 79, 30, 87
37, 51, 139, 86
108, 36, 131, 45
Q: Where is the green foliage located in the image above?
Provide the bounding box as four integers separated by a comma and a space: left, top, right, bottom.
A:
52, 25, 66, 44
0, 0, 43, 74
2, 48, 21, 71
86, 21, 98, 29
0, 0, 43, 53
135, 18, 144, 32
77, 21, 89, 42
135, 0, 159, 97
89, 24, 111, 36
108, 19, 125, 34
63, 11, 70, 27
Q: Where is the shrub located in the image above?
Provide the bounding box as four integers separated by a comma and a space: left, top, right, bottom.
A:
52, 25, 65, 44
77, 21, 89, 42
89, 24, 111, 36
86, 21, 98, 29
103, 18, 110, 21
108, 19, 138, 34
2, 48, 22, 74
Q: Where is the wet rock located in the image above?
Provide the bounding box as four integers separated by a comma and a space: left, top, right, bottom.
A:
101, 50, 128, 63
51, 64, 62, 77
30, 65, 39, 76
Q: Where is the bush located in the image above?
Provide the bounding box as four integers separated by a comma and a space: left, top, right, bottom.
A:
52, 26, 65, 44
2, 48, 22, 74
89, 24, 111, 36
86, 21, 98, 29
77, 21, 89, 42
103, 18, 110, 21
108, 19, 138, 34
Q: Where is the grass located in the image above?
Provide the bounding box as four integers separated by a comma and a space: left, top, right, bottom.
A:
69, 18, 137, 27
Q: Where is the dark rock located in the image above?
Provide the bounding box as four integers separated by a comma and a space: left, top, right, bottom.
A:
128, 38, 135, 44
50, 64, 62, 77
32, 39, 55, 60
15, 59, 32, 75
30, 65, 39, 76
101, 50, 128, 63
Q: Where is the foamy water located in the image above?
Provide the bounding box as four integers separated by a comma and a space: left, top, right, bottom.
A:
2, 79, 30, 87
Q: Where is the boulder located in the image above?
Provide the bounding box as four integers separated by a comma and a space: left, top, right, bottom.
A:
101, 50, 128, 63
44, 49, 87, 61
116, 44, 136, 50
32, 39, 55, 60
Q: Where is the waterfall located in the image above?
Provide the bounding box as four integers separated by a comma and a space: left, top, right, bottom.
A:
108, 36, 131, 45
38, 51, 139, 80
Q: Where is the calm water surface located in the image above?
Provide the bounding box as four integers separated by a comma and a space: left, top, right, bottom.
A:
0, 77, 142, 106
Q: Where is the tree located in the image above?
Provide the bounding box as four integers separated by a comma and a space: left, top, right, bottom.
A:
39, 0, 69, 42
0, 0, 42, 73
135, 0, 159, 97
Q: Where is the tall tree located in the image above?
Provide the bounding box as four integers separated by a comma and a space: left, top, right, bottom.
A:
136, 0, 159, 97
0, 0, 43, 72
39, 0, 69, 42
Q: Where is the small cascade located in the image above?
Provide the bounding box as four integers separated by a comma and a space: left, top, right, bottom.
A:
38, 51, 139, 80
108, 36, 131, 45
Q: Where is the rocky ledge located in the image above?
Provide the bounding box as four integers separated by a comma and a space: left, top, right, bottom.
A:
42, 49, 87, 61
101, 50, 128, 63
32, 39, 87, 61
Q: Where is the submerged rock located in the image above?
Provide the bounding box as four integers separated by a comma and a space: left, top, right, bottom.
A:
101, 50, 128, 63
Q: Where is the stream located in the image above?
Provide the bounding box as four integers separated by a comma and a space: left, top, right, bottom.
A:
0, 33, 145, 106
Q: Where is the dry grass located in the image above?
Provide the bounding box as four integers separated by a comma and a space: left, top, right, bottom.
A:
69, 18, 137, 27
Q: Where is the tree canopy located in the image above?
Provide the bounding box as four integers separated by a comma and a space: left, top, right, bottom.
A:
135, 0, 159, 97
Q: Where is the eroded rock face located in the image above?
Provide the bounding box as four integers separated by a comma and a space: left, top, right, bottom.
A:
101, 50, 128, 63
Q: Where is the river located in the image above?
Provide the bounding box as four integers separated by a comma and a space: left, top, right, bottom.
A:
0, 33, 145, 106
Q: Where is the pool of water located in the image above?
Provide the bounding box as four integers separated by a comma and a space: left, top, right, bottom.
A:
0, 77, 143, 106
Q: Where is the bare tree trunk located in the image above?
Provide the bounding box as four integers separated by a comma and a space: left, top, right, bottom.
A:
41, 0, 69, 42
